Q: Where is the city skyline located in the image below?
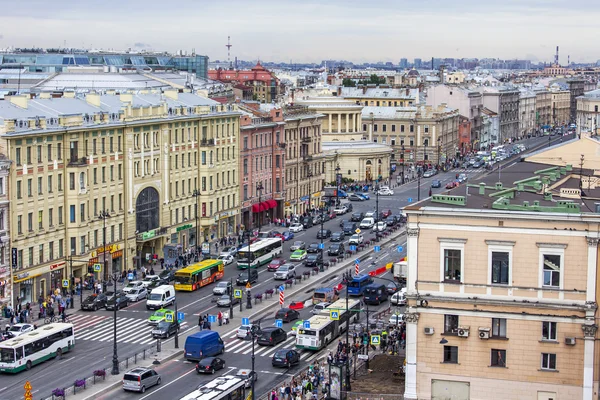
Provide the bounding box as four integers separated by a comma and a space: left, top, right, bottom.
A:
0, 0, 599, 63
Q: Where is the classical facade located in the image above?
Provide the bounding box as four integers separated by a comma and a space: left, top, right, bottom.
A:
481, 87, 520, 143
576, 89, 600, 137
404, 139, 600, 400
0, 158, 10, 307
0, 91, 240, 302
568, 79, 586, 123
535, 90, 553, 128
340, 86, 420, 107
208, 62, 281, 103
550, 87, 571, 126
518, 90, 537, 137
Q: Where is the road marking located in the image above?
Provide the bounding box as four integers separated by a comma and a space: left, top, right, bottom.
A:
138, 366, 197, 400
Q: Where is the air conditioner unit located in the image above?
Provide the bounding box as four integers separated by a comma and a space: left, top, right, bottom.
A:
478, 327, 490, 339
565, 337, 576, 346
457, 326, 470, 338
424, 327, 434, 335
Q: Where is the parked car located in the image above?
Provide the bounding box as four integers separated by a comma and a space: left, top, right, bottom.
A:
268, 258, 285, 272
81, 293, 108, 311
122, 367, 161, 393
330, 231, 345, 242
274, 307, 300, 322
328, 243, 345, 256
290, 250, 307, 262
151, 321, 180, 339
307, 243, 321, 253
281, 231, 295, 241
272, 349, 301, 368
431, 179, 441, 188
274, 264, 297, 280
289, 223, 304, 233
196, 357, 226, 374
350, 212, 364, 222
290, 241, 306, 251
257, 327, 287, 346
316, 229, 332, 239
305, 253, 323, 267
212, 281, 232, 295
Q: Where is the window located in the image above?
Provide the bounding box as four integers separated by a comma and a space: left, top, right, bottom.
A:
27, 213, 32, 232
541, 353, 556, 370
444, 315, 459, 334
59, 239, 64, 258
443, 249, 462, 282
491, 251, 509, 284
16, 181, 21, 199
542, 321, 557, 341
16, 148, 21, 165
58, 174, 63, 191
47, 175, 53, 193
38, 244, 44, 263
27, 179, 32, 197
491, 349, 506, 367
542, 253, 561, 288
492, 318, 507, 338
37, 177, 42, 194
48, 208, 53, 227
37, 145, 42, 163
17, 215, 22, 235
58, 206, 63, 225
49, 242, 54, 260
69, 173, 75, 190
69, 205, 75, 223
443, 346, 458, 363
38, 211, 43, 230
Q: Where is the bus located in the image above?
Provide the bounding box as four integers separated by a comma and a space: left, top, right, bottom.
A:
237, 238, 283, 269
296, 299, 361, 351
180, 375, 246, 400
347, 274, 374, 296
0, 323, 75, 373
174, 259, 224, 291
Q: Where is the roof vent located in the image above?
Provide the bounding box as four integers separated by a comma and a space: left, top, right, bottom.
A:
479, 183, 486, 195
523, 201, 530, 207
495, 182, 503, 190
517, 183, 525, 191
544, 192, 553, 201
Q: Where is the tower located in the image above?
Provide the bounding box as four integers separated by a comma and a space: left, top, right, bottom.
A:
554, 46, 559, 66
226, 36, 233, 68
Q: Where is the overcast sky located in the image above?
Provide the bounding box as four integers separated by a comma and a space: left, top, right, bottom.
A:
1, 0, 598, 64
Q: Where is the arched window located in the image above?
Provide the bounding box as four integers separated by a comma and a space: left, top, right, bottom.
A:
136, 187, 160, 234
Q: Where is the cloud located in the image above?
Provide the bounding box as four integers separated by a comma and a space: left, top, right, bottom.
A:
133, 42, 151, 48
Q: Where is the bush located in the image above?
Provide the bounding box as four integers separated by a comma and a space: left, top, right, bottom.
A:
52, 388, 65, 398
74, 378, 86, 388
93, 369, 106, 377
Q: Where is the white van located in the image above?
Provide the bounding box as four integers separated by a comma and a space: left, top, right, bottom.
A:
146, 285, 175, 310
360, 217, 375, 229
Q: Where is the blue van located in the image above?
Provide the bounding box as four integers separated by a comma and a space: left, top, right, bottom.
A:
363, 283, 388, 305
184, 331, 225, 361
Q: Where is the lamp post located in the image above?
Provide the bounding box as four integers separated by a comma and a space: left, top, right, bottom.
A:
249, 325, 260, 400
193, 189, 200, 260
111, 272, 120, 375
174, 298, 179, 349
307, 169, 313, 212
343, 271, 352, 392
335, 164, 341, 207
99, 210, 110, 293
229, 277, 234, 319
256, 182, 264, 232
319, 192, 324, 272
400, 144, 405, 185
437, 137, 442, 171
374, 183, 380, 242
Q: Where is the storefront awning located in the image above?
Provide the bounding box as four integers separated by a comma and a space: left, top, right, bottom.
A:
267, 199, 277, 209
252, 204, 260, 213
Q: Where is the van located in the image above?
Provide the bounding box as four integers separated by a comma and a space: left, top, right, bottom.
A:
184, 331, 225, 361
312, 287, 338, 305
363, 283, 388, 305
146, 285, 175, 310
359, 218, 375, 229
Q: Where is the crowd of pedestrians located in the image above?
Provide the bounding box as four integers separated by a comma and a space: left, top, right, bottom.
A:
270, 359, 326, 400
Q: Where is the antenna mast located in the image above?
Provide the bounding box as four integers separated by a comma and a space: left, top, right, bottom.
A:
226, 36, 233, 69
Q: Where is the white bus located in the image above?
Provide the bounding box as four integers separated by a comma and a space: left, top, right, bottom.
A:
0, 323, 75, 373
180, 375, 247, 400
237, 238, 282, 269
296, 298, 361, 351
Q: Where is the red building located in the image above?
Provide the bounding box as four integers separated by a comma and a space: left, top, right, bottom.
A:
239, 106, 286, 230
209, 62, 280, 103
458, 115, 472, 155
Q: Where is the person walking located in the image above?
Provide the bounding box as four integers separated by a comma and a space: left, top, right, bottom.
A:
217, 311, 223, 326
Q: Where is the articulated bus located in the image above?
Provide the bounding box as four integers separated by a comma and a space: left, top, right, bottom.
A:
237, 238, 283, 269
296, 298, 361, 351
0, 323, 75, 373
174, 259, 224, 291
180, 375, 246, 400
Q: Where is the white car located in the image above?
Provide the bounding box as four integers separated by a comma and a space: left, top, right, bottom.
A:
7, 323, 35, 338
141, 275, 160, 288
360, 218, 375, 229
389, 312, 404, 325
289, 223, 304, 233
123, 280, 144, 293
218, 254, 235, 265
372, 221, 387, 232
274, 264, 296, 280
237, 324, 256, 339
333, 205, 348, 215
390, 290, 407, 305
220, 246, 238, 257
348, 234, 364, 245
125, 287, 148, 302
377, 187, 394, 196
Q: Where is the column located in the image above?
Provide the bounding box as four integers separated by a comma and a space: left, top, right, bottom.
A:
351, 113, 356, 133
582, 323, 597, 400
328, 114, 332, 134
337, 113, 341, 134
586, 237, 598, 302
345, 113, 350, 133
128, 149, 135, 213
404, 312, 420, 400
406, 227, 419, 292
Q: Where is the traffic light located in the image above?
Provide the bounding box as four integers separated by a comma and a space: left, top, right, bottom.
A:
87, 265, 93, 274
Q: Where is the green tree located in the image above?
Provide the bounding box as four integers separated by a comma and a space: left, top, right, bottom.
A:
342, 78, 356, 87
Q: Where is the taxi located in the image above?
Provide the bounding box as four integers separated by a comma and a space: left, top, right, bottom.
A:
147, 308, 171, 326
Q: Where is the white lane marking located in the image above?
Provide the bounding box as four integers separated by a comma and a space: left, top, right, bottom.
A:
138, 365, 197, 400
227, 340, 253, 353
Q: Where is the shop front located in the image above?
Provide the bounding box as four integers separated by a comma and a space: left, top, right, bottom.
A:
216, 210, 238, 238
13, 260, 66, 303
176, 223, 194, 251
135, 228, 168, 270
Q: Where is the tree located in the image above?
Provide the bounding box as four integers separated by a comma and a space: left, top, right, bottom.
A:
342, 78, 356, 87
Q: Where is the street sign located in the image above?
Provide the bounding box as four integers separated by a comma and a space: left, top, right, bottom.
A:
374, 246, 381, 252
275, 319, 283, 328
355, 263, 359, 276
62, 279, 69, 288
242, 317, 250, 326
279, 290, 285, 305
177, 312, 185, 322
165, 312, 174, 323
24, 381, 32, 400
234, 289, 243, 299
355, 259, 360, 265
303, 320, 310, 329
397, 246, 403, 253
330, 310, 339, 320
127, 273, 134, 280
357, 354, 368, 360
407, 198, 413, 203
279, 285, 285, 292
201, 242, 210, 254
318, 243, 324, 249
349, 245, 356, 251
245, 282, 252, 289
371, 335, 381, 345
93, 263, 102, 272
355, 228, 361, 234
208, 315, 217, 323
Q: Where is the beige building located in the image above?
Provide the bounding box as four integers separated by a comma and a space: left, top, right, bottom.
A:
0, 91, 240, 302
535, 90, 552, 128
576, 89, 600, 136
549, 85, 571, 126
340, 86, 420, 107
404, 137, 600, 400
518, 90, 537, 136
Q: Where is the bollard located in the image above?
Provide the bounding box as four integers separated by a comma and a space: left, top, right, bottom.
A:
157, 338, 162, 353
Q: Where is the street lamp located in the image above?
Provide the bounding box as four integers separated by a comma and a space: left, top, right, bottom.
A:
256, 182, 264, 232
193, 189, 200, 260
174, 298, 179, 349
99, 210, 111, 293
374, 183, 380, 242
335, 164, 341, 207
111, 272, 120, 375
319, 188, 325, 272
248, 324, 261, 400
400, 144, 405, 185
418, 143, 427, 201
437, 137, 442, 171
343, 271, 352, 392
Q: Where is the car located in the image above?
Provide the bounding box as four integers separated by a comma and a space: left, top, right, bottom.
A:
382, 209, 392, 218
305, 253, 323, 267
106, 294, 129, 310
141, 275, 161, 288
217, 294, 240, 307
272, 349, 301, 368
289, 223, 303, 233
377, 187, 394, 196
289, 320, 303, 336
307, 243, 321, 253
275, 264, 297, 280
342, 222, 358, 235
217, 254, 235, 265
473, 161, 483, 168
330, 231, 345, 242
364, 211, 376, 218
360, 218, 375, 229
236, 269, 258, 285
356, 193, 370, 200
212, 281, 232, 295
122, 367, 161, 393
290, 241, 306, 251
312, 302, 331, 315
389, 312, 405, 326
339, 219, 348, 228
220, 246, 238, 257
159, 269, 176, 282
320, 213, 331, 222
431, 179, 441, 188
274, 308, 300, 322
316, 229, 332, 239
348, 194, 364, 202
328, 243, 345, 256
290, 249, 307, 262
350, 212, 364, 222
423, 169, 437, 178
125, 287, 148, 302
257, 231, 276, 239
151, 320, 180, 338
6, 323, 35, 338
196, 357, 226, 374
236, 369, 258, 388
268, 258, 285, 272
458, 173, 468, 182
271, 231, 284, 241
445, 181, 459, 189
81, 293, 108, 311
390, 290, 407, 305
386, 282, 399, 294
288, 299, 306, 310
281, 231, 295, 241
348, 234, 364, 245
385, 215, 397, 227
123, 280, 144, 293
372, 221, 387, 232
147, 308, 171, 325
257, 327, 287, 346
237, 324, 256, 339
301, 217, 314, 229
146, 278, 167, 291
333, 205, 348, 215
345, 203, 354, 213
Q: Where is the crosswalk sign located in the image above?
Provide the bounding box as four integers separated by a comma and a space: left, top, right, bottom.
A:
62, 279, 69, 288
165, 312, 174, 323
329, 310, 339, 320
93, 263, 102, 272
371, 335, 381, 345
303, 320, 310, 329
234, 289, 243, 299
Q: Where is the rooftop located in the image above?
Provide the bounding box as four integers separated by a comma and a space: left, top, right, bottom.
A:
340, 87, 419, 99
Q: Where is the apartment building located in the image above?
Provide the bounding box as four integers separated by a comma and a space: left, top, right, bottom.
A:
0, 91, 240, 303
536, 90, 553, 129
576, 89, 600, 136
550, 86, 571, 126
481, 87, 520, 143
0, 158, 10, 307
403, 138, 600, 400
518, 90, 536, 137
340, 86, 420, 108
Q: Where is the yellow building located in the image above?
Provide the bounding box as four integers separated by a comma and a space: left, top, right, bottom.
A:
403, 137, 600, 400
549, 86, 571, 126
535, 90, 552, 128
0, 91, 240, 302
576, 89, 600, 136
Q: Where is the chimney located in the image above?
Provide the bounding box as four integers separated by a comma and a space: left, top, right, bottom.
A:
86, 92, 101, 107
119, 93, 133, 103
63, 90, 75, 99
9, 94, 29, 109
337, 86, 342, 96
163, 89, 178, 100
362, 86, 367, 94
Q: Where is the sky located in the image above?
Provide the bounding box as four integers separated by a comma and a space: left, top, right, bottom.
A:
1, 0, 599, 64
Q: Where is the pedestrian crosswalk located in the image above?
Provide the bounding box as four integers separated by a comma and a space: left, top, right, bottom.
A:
453, 168, 485, 173
69, 314, 189, 346
221, 331, 320, 362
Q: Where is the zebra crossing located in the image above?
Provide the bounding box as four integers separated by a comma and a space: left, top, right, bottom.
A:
453, 168, 485, 173
69, 313, 189, 346
221, 331, 320, 362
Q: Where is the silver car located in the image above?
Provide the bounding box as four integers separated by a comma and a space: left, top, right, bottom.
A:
122, 367, 161, 393
125, 287, 147, 302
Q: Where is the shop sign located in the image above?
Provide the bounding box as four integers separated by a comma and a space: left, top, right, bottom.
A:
112, 250, 123, 259
12, 247, 17, 269
176, 224, 193, 232
142, 230, 156, 240
50, 262, 65, 271
220, 212, 229, 219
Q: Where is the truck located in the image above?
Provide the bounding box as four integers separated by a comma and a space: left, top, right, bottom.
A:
393, 260, 407, 284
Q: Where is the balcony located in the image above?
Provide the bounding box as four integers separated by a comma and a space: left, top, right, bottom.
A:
301, 136, 312, 143
303, 155, 313, 163
68, 157, 87, 167
251, 116, 273, 125
200, 138, 215, 147
277, 143, 286, 149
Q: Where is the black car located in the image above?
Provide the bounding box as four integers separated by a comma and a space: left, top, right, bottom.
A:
338, 219, 348, 228
81, 294, 108, 311
431, 180, 441, 188
348, 194, 364, 202
328, 243, 345, 256
330, 231, 345, 242
257, 327, 287, 346
159, 269, 176, 282
346, 203, 353, 212
275, 308, 300, 322
146, 278, 168, 291
151, 321, 180, 338
236, 269, 259, 285
343, 222, 358, 235
196, 357, 226, 374
350, 212, 364, 222
316, 229, 332, 239
385, 216, 397, 227
272, 349, 301, 368
307, 243, 321, 253
105, 294, 129, 310
305, 253, 323, 267
301, 217, 313, 229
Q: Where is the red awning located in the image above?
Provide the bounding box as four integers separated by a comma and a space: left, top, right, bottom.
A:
252, 204, 260, 213
267, 199, 277, 209
258, 203, 267, 212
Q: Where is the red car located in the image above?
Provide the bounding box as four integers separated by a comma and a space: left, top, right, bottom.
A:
268, 258, 285, 271
288, 300, 305, 310
382, 209, 392, 218
445, 181, 459, 189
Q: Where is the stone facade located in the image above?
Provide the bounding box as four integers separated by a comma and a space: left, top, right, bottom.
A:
518, 91, 537, 136
576, 89, 600, 137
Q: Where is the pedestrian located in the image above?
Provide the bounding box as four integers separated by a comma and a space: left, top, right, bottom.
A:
218, 311, 223, 326
198, 315, 203, 331
223, 310, 229, 325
